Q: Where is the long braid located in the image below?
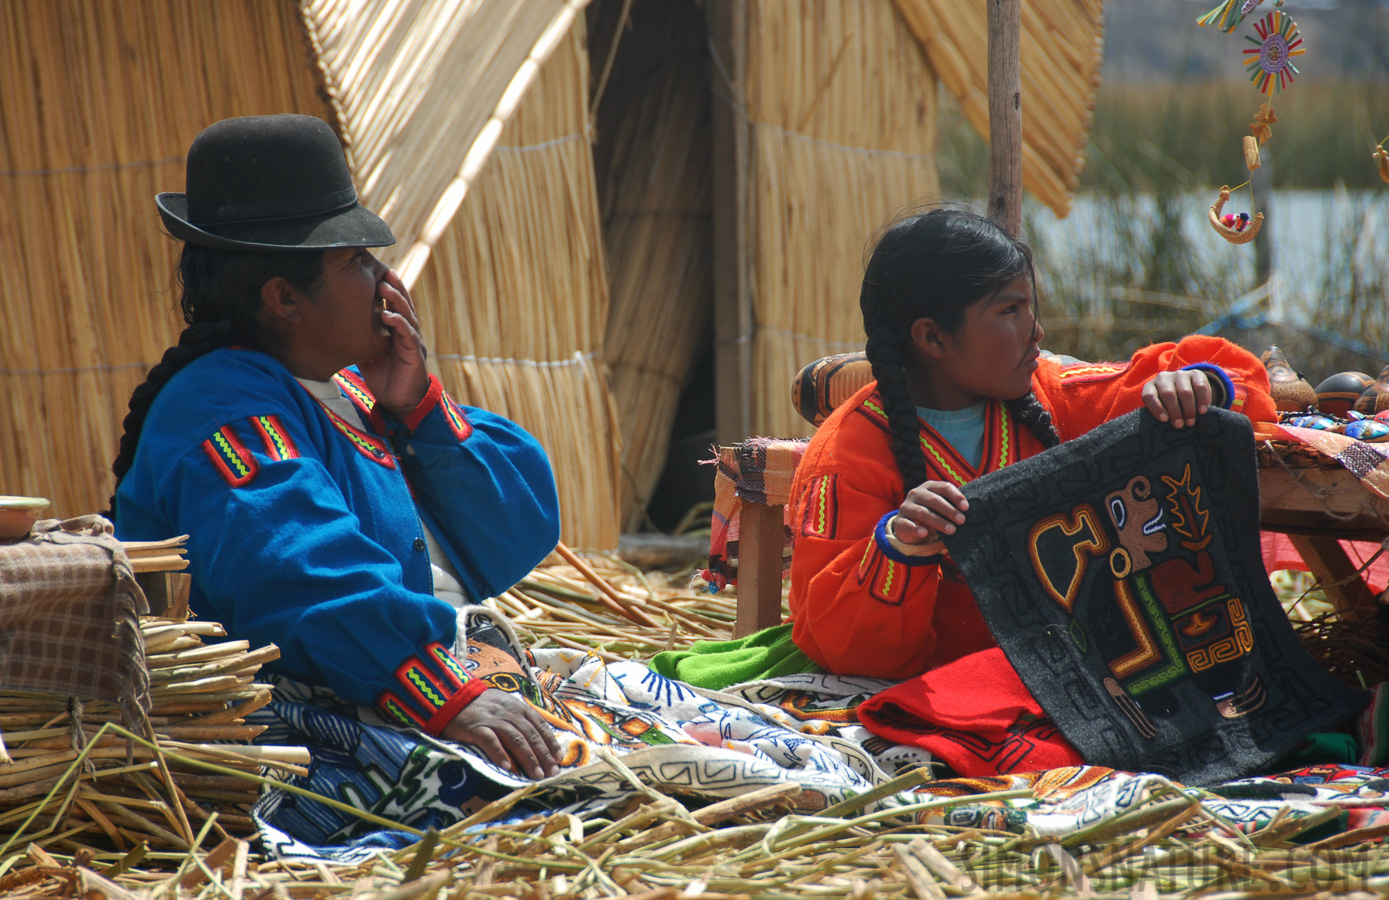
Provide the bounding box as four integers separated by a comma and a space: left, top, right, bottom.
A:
1005, 391, 1060, 450
108, 245, 323, 513
865, 323, 928, 492
110, 319, 237, 495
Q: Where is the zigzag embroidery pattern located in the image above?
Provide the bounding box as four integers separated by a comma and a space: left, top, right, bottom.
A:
318, 404, 397, 469
1057, 362, 1131, 385
251, 415, 300, 462
201, 425, 258, 487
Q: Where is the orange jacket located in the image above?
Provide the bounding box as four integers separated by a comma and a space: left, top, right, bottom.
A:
787, 335, 1276, 681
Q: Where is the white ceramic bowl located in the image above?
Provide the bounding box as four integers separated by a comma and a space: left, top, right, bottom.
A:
0, 496, 50, 539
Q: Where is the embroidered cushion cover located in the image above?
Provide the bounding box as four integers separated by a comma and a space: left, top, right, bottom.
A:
943, 408, 1368, 785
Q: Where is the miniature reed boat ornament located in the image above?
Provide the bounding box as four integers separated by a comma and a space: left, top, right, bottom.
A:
1209, 186, 1263, 244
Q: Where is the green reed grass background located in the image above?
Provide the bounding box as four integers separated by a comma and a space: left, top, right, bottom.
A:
937, 81, 1389, 372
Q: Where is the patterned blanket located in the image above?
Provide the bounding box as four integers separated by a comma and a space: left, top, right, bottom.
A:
251, 608, 927, 860
250, 604, 1389, 862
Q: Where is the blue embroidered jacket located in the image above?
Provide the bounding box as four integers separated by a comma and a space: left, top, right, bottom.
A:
114, 347, 560, 733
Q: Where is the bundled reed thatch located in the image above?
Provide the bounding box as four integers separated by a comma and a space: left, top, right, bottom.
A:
732, 1, 941, 439
893, 0, 1107, 217
0, 615, 303, 855
590, 0, 715, 529
409, 21, 623, 550
299, 0, 588, 287
0, 0, 330, 518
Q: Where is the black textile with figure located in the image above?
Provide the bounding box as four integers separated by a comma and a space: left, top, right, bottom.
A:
943, 408, 1368, 785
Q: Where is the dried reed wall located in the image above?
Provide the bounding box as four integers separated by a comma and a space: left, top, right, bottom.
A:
0, 0, 328, 516
300, 0, 587, 285
1, 1, 619, 548
743, 0, 941, 438
893, 0, 1106, 217
591, 0, 714, 529
411, 23, 623, 549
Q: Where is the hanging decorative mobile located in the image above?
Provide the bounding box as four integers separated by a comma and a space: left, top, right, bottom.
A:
1196, 0, 1282, 33
1243, 11, 1304, 94
1208, 99, 1268, 245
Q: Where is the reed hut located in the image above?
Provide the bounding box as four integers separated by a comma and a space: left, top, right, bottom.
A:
1, 0, 1104, 551
0, 0, 619, 548
587, 0, 1105, 531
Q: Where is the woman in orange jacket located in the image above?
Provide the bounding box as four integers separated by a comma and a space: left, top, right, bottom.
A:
785, 208, 1277, 772
790, 210, 1276, 679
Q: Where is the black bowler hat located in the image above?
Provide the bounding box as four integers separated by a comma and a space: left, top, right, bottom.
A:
156, 114, 395, 252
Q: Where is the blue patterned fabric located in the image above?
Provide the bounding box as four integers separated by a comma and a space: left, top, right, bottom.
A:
251, 677, 532, 858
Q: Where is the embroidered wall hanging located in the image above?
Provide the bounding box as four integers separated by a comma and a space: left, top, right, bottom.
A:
943, 408, 1368, 785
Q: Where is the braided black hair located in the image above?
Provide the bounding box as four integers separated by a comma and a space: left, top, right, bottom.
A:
860, 208, 1060, 492
109, 245, 325, 511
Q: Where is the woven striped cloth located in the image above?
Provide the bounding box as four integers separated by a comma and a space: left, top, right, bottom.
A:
700, 437, 809, 591
0, 516, 149, 725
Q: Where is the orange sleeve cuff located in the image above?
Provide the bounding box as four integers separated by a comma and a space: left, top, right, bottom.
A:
423, 678, 491, 736
397, 375, 445, 432
376, 641, 490, 732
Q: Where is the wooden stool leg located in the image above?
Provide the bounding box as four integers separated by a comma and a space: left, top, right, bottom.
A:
735, 503, 786, 638
1287, 534, 1378, 616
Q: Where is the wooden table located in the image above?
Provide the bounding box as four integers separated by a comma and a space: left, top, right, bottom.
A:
1257, 441, 1389, 616
731, 441, 1389, 636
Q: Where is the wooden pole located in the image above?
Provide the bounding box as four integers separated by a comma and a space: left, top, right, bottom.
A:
709, 0, 753, 446
987, 0, 1023, 237
553, 541, 661, 628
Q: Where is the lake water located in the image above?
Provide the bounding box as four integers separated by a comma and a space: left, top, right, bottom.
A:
1029, 188, 1389, 333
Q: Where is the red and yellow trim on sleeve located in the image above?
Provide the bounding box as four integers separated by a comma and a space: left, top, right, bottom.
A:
441, 396, 474, 442
1229, 382, 1249, 414
799, 474, 840, 539
1055, 361, 1132, 385
855, 539, 916, 606
399, 376, 445, 433
250, 414, 301, 461
377, 642, 490, 736
201, 425, 259, 487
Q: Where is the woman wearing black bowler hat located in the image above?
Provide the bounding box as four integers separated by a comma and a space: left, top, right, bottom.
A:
111, 114, 564, 791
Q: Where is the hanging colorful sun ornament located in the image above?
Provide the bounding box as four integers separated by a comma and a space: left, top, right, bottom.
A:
1244, 11, 1304, 94
1196, 0, 1283, 33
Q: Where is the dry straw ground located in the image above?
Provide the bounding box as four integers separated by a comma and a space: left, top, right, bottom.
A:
2, 556, 1388, 899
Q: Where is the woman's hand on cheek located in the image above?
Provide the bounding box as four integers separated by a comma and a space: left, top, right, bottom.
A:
896, 481, 969, 552
1142, 370, 1212, 429
360, 269, 431, 419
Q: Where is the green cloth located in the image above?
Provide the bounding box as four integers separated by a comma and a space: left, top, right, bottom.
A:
648, 623, 822, 690
1278, 731, 1360, 769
